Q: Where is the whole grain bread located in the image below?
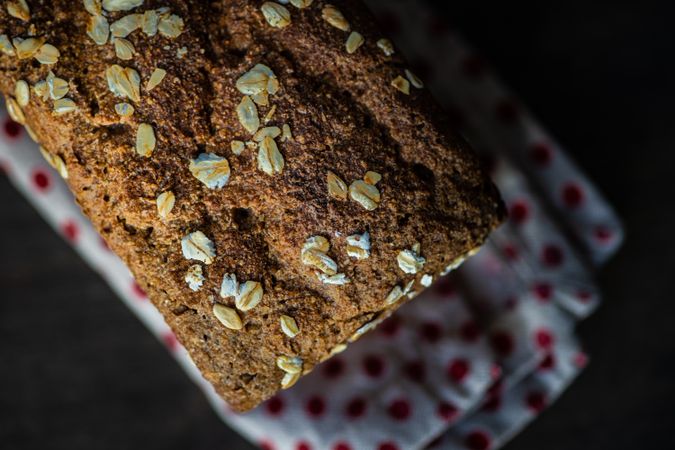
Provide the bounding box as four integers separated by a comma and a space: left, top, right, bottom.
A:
0, 0, 504, 411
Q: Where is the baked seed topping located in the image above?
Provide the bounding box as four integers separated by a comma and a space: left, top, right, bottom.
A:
47, 76, 69, 101
280, 315, 300, 338
219, 273, 238, 298
5, 96, 25, 124
52, 98, 78, 115
276, 355, 303, 374
385, 285, 404, 305
236, 95, 260, 134
7, 0, 30, 22
14, 80, 30, 107
405, 69, 424, 89
391, 75, 410, 95
83, 0, 102, 16
156, 191, 175, 219
189, 153, 231, 189
39, 147, 68, 179
280, 371, 300, 389
114, 102, 134, 117
146, 68, 166, 90
113, 38, 135, 60
110, 14, 143, 38
346, 232, 370, 260
345, 31, 364, 54
13, 37, 45, 59
135, 123, 156, 157
327, 171, 348, 200
377, 38, 394, 56
322, 5, 350, 31
0, 35, 15, 55
349, 179, 380, 210
235, 281, 264, 311
157, 14, 184, 38
290, 0, 313, 8
261, 2, 291, 28
87, 15, 110, 45
257, 136, 284, 175
213, 304, 243, 330
185, 264, 204, 291
397, 246, 425, 274
181, 231, 216, 264
420, 274, 433, 287
102, 0, 143, 12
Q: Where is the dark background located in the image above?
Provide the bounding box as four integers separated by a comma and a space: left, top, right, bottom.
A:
1, 2, 673, 449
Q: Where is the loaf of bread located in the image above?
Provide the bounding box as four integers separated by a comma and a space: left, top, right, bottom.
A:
0, 0, 504, 411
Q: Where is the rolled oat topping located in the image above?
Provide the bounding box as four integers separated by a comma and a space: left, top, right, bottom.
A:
87, 14, 110, 45
135, 123, 156, 157
316, 272, 350, 285
5, 96, 25, 124
110, 14, 143, 38
281, 123, 293, 141
280, 371, 300, 389
289, 0, 313, 8
83, 0, 102, 16
47, 71, 69, 100
377, 38, 395, 56
7, 0, 30, 21
181, 231, 216, 265
322, 4, 350, 31
349, 179, 380, 210
156, 191, 175, 219
106, 64, 141, 102
280, 315, 300, 338
261, 2, 291, 28
53, 98, 78, 115
327, 171, 348, 200
39, 146, 68, 179
213, 304, 243, 330
0, 35, 15, 55
102, 0, 143, 12
13, 37, 45, 59
141, 10, 159, 36
405, 69, 424, 89
385, 285, 404, 305
235, 281, 264, 311
397, 246, 425, 274
158, 14, 184, 38
113, 38, 135, 60
219, 273, 239, 298
257, 136, 284, 175
236, 95, 260, 134
189, 153, 231, 189
420, 274, 433, 287
114, 102, 135, 117
14, 80, 30, 107
276, 355, 303, 374
391, 75, 410, 95
253, 126, 281, 142
146, 68, 167, 91
185, 264, 204, 291
345, 31, 364, 54
230, 140, 245, 155
346, 232, 370, 260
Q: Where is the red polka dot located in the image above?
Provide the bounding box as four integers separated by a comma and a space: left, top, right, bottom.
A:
447, 358, 471, 383
345, 397, 367, 419
333, 443, 352, 450
490, 364, 502, 380
380, 315, 401, 337
460, 320, 481, 342
99, 236, 112, 251
533, 282, 553, 302
435, 276, 457, 297
4, 118, 22, 139
538, 353, 556, 371
305, 396, 326, 418
495, 99, 519, 123
574, 351, 589, 368
437, 401, 458, 422
562, 183, 585, 208
534, 328, 555, 350
541, 244, 564, 267
530, 142, 553, 167
266, 395, 284, 416
363, 355, 385, 378
482, 393, 501, 412
32, 169, 51, 192
465, 430, 491, 450
323, 358, 344, 379
502, 243, 519, 261
525, 391, 547, 413
387, 398, 411, 421
509, 200, 530, 225
378, 442, 400, 450
296, 442, 312, 450
132, 281, 147, 300
576, 290, 593, 303
60, 220, 79, 242
462, 55, 487, 79
162, 332, 178, 352
594, 225, 614, 244
404, 360, 426, 383
420, 321, 443, 343
490, 331, 514, 356
260, 441, 275, 450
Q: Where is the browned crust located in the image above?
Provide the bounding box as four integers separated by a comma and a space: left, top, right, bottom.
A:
0, 0, 504, 411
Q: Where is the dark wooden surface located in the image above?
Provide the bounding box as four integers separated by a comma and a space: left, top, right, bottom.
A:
1, 2, 674, 449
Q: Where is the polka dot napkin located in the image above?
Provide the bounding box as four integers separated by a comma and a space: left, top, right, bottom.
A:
0, 1, 623, 449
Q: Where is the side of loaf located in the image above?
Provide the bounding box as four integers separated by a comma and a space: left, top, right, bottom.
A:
0, 0, 504, 411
